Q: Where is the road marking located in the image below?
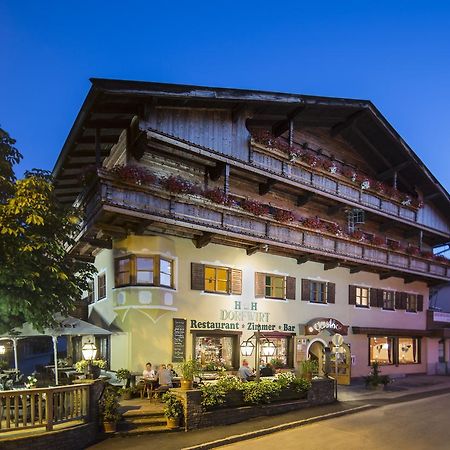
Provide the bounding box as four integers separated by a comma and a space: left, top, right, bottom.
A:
182, 404, 373, 450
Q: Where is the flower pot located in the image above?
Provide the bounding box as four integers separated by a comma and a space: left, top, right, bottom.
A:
103, 421, 117, 433
166, 417, 179, 429
121, 391, 132, 400
181, 379, 193, 390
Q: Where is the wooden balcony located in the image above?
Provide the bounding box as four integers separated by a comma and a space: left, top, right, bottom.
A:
143, 129, 450, 238
80, 174, 450, 283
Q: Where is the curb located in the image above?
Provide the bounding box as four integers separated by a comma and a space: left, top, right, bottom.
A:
181, 404, 373, 450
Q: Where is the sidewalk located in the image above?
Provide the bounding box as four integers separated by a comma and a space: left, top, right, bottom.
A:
88, 375, 450, 450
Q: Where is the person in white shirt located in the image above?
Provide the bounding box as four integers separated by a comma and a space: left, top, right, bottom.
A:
143, 362, 156, 379
142, 362, 157, 398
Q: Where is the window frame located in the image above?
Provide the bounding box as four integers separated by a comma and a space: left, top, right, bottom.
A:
114, 254, 174, 289
355, 286, 369, 308
309, 281, 328, 304
265, 274, 286, 300
406, 293, 418, 313
86, 280, 95, 304
97, 273, 106, 300
368, 335, 421, 366
382, 290, 395, 311
204, 265, 231, 294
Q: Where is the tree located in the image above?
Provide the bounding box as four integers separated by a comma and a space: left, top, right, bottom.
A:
0, 128, 96, 333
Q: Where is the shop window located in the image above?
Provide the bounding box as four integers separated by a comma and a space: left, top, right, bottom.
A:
192, 263, 242, 295
194, 334, 237, 370
205, 266, 230, 293
259, 337, 291, 367
382, 291, 395, 310
265, 275, 285, 299
369, 336, 395, 365
98, 273, 106, 300
398, 337, 420, 364
115, 255, 174, 288
406, 294, 417, 312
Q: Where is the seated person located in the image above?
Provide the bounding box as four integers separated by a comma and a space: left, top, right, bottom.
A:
167, 363, 178, 377
237, 360, 255, 382
260, 362, 274, 377
143, 362, 156, 379
155, 364, 173, 397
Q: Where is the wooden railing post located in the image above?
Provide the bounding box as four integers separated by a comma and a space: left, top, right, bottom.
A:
45, 388, 54, 431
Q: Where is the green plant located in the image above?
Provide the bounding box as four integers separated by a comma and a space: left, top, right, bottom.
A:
301, 359, 319, 374
178, 359, 201, 381
270, 358, 286, 369
0, 360, 8, 370
118, 387, 134, 399
116, 368, 131, 388
364, 362, 390, 388
100, 385, 121, 424
162, 392, 183, 419
241, 379, 282, 404
74, 359, 107, 373
200, 375, 242, 409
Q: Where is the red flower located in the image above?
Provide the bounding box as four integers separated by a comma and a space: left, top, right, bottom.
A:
161, 175, 193, 194
371, 235, 386, 246
240, 199, 270, 216
406, 246, 420, 256
110, 165, 157, 185
301, 216, 323, 230
273, 208, 296, 223
204, 188, 231, 205
350, 230, 364, 241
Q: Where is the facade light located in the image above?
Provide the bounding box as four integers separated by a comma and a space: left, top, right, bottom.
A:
240, 340, 255, 356
82, 341, 97, 361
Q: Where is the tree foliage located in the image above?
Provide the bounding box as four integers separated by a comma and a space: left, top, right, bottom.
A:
0, 128, 96, 333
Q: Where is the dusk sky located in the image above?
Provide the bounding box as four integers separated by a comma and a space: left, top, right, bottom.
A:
1, 1, 450, 191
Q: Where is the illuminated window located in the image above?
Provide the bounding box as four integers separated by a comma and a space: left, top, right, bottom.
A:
115, 255, 174, 288
259, 337, 291, 367
310, 281, 327, 304
356, 287, 369, 307
194, 335, 236, 369
382, 291, 395, 310
369, 336, 395, 365
398, 337, 420, 364
406, 294, 417, 312
205, 266, 230, 293
98, 273, 106, 300
265, 275, 285, 299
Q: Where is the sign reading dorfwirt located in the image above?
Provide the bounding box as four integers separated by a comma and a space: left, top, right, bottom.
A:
305, 318, 348, 336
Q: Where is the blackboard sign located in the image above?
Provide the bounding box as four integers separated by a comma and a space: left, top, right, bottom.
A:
172, 318, 186, 362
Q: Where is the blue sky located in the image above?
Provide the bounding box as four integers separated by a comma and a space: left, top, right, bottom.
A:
1, 1, 450, 191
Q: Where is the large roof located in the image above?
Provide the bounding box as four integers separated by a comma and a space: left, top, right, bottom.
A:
53, 78, 450, 219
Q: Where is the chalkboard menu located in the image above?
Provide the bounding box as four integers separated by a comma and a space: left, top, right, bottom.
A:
172, 318, 187, 362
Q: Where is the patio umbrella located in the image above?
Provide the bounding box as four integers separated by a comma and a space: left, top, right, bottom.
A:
0, 314, 111, 385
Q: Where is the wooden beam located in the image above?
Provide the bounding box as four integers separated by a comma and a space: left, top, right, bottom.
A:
95, 223, 128, 238
95, 128, 101, 167
330, 109, 367, 137
296, 256, 310, 265
403, 276, 416, 284
85, 119, 131, 129
80, 237, 113, 249
350, 266, 364, 274
272, 104, 306, 137
327, 205, 342, 216
379, 272, 395, 280
207, 162, 226, 181
193, 232, 214, 249
247, 244, 268, 256
76, 135, 120, 144
377, 161, 412, 180
324, 262, 339, 271
297, 192, 315, 206
424, 192, 441, 201
259, 179, 276, 196
91, 103, 141, 114
72, 255, 95, 263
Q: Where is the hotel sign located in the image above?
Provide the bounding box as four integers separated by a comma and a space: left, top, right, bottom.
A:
305, 317, 348, 336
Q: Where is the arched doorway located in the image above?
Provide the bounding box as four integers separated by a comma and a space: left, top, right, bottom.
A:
307, 338, 327, 376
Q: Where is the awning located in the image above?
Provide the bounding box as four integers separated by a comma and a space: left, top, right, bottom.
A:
352, 326, 432, 337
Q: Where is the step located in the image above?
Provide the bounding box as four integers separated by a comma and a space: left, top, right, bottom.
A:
121, 409, 165, 418
113, 424, 180, 437
122, 416, 167, 427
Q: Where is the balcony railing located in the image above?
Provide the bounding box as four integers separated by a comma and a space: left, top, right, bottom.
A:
86, 175, 450, 282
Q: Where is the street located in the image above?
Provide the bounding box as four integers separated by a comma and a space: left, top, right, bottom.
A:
218, 393, 450, 450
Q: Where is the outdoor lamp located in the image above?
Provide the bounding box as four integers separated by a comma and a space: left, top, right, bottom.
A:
261, 341, 276, 357
240, 340, 255, 356
82, 341, 97, 360
0, 345, 6, 355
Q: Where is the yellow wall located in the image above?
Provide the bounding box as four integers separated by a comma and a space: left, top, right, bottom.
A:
88, 235, 431, 378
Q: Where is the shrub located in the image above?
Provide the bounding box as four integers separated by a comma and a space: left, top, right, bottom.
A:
74, 359, 107, 373
178, 359, 201, 381
100, 385, 121, 423
241, 379, 282, 404
162, 392, 183, 419
116, 368, 131, 388
364, 362, 390, 388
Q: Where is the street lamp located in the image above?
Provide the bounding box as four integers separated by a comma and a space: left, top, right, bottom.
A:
0, 345, 6, 355
82, 341, 98, 379
240, 329, 276, 382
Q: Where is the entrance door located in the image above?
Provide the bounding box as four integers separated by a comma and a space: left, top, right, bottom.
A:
330, 343, 351, 385
308, 340, 325, 376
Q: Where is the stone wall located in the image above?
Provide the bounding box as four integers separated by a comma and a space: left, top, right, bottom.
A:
173, 378, 335, 431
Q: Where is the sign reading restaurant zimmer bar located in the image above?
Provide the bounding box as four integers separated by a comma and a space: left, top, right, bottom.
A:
172, 318, 187, 362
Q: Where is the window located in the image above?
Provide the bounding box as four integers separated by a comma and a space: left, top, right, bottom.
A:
355, 287, 369, 307
310, 281, 327, 304
98, 273, 106, 300
265, 275, 285, 299
382, 291, 395, 310
86, 281, 95, 304
115, 255, 174, 288
369, 336, 421, 365
205, 266, 230, 293
398, 338, 420, 364
194, 334, 238, 370
369, 336, 395, 365
259, 337, 292, 367
406, 294, 417, 312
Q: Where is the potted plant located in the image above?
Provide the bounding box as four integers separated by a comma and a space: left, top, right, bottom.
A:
178, 358, 201, 390
364, 362, 390, 390
75, 359, 107, 379
162, 392, 183, 429
100, 385, 121, 433
116, 368, 131, 387
301, 359, 319, 381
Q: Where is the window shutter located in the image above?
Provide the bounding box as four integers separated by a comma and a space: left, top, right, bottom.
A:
191, 263, 205, 290
401, 292, 408, 310
286, 276, 296, 300
370, 288, 379, 307
377, 289, 384, 308
417, 295, 424, 312
327, 282, 336, 304
395, 291, 404, 310
230, 269, 242, 295
255, 272, 265, 298
301, 279, 311, 301
349, 285, 356, 305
